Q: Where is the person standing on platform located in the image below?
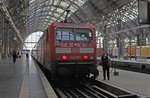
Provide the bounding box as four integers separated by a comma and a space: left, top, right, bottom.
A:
26, 52, 29, 59
12, 51, 17, 63
100, 53, 111, 80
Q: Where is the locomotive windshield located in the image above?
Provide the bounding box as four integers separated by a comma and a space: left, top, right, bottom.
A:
55, 27, 93, 41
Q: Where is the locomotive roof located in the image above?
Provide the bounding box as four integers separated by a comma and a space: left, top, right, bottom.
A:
50, 22, 95, 28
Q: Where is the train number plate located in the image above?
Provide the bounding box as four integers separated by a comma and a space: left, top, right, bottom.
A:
71, 48, 79, 53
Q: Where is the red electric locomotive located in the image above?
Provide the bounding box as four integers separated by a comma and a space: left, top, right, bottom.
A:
32, 22, 98, 81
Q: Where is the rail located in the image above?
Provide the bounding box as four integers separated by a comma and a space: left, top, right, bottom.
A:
54, 79, 137, 98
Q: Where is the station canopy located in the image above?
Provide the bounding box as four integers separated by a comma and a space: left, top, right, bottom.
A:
1, 0, 134, 41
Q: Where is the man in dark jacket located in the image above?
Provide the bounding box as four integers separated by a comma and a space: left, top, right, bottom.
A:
12, 51, 17, 63
26, 52, 29, 59
101, 53, 111, 80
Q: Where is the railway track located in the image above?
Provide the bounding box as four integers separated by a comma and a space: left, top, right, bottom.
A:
55, 86, 107, 98
36, 61, 137, 98
54, 79, 137, 98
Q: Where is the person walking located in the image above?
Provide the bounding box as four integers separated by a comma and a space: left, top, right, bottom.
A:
101, 53, 111, 80
12, 51, 17, 63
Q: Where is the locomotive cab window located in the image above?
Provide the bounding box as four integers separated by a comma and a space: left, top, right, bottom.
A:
75, 28, 93, 41
56, 28, 74, 41
55, 27, 93, 41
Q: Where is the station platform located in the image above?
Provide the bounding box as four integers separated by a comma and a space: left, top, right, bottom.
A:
0, 55, 57, 98
111, 58, 150, 64
97, 57, 150, 64
97, 66, 150, 98
1, 55, 149, 98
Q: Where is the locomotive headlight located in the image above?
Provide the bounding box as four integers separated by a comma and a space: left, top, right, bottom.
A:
62, 55, 67, 60
74, 43, 77, 46
90, 55, 94, 59
84, 55, 88, 60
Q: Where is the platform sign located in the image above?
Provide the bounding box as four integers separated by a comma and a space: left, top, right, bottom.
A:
141, 46, 150, 57
127, 46, 136, 56
138, 0, 150, 24
145, 46, 150, 57
112, 48, 118, 56
136, 46, 140, 56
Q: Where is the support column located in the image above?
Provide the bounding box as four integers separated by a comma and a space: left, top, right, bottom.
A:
7, 27, 11, 57
117, 34, 123, 59
2, 20, 9, 58
103, 26, 108, 53
116, 18, 123, 59
129, 32, 132, 60
9, 32, 15, 55
147, 30, 150, 45
1, 10, 6, 58
0, 11, 3, 58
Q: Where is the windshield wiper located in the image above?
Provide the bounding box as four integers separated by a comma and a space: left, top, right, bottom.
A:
56, 33, 61, 42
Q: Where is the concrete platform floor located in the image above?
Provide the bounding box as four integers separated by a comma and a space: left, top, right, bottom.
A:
0, 54, 57, 98
0, 56, 26, 98
97, 66, 150, 97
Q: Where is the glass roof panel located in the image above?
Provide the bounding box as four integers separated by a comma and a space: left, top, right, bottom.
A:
56, 8, 64, 13
60, 1, 69, 8
51, 17, 57, 21
29, 0, 35, 4
51, 6, 55, 10
46, 16, 50, 19
28, 0, 88, 34
105, 0, 138, 27
53, 13, 60, 17
45, 0, 50, 5
53, 0, 59, 5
